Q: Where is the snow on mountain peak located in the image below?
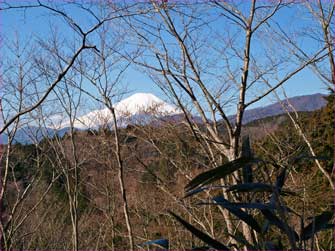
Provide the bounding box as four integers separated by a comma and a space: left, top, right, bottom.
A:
59, 93, 181, 129
115, 92, 178, 115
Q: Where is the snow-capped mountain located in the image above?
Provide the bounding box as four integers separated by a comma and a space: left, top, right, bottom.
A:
60, 93, 181, 129
1, 93, 327, 145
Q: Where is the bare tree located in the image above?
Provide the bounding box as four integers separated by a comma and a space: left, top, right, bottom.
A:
305, 0, 334, 87
0, 36, 64, 250
0, 0, 145, 134
118, 0, 331, 247
261, 0, 334, 188
1, 1, 332, 250
0, 2, 149, 249
68, 22, 136, 249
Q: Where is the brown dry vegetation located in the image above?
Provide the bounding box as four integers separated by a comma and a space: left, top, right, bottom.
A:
2, 98, 333, 250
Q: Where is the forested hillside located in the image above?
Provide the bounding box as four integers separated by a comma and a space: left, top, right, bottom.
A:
1, 1, 333, 250
2, 94, 333, 250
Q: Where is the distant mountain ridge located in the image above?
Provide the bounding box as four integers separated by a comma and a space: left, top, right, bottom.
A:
1, 93, 327, 144
229, 93, 327, 124
0, 126, 70, 145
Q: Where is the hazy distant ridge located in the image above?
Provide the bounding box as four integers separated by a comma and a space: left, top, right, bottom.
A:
232, 93, 326, 124
1, 93, 327, 144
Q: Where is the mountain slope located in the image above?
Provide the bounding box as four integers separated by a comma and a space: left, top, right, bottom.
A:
60, 93, 181, 129
0, 126, 69, 145
229, 93, 326, 124
1, 93, 327, 145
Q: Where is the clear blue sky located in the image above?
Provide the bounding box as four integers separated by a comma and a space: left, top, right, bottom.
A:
0, 2, 164, 101
0, 1, 329, 115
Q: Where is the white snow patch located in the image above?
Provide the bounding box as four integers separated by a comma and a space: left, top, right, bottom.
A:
59, 93, 181, 129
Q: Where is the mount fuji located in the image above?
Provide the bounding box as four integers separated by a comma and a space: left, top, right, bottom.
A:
1, 93, 182, 144
59, 93, 181, 129
1, 92, 327, 145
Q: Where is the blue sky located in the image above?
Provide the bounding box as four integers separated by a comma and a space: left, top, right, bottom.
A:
0, 1, 330, 116
0, 2, 164, 97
